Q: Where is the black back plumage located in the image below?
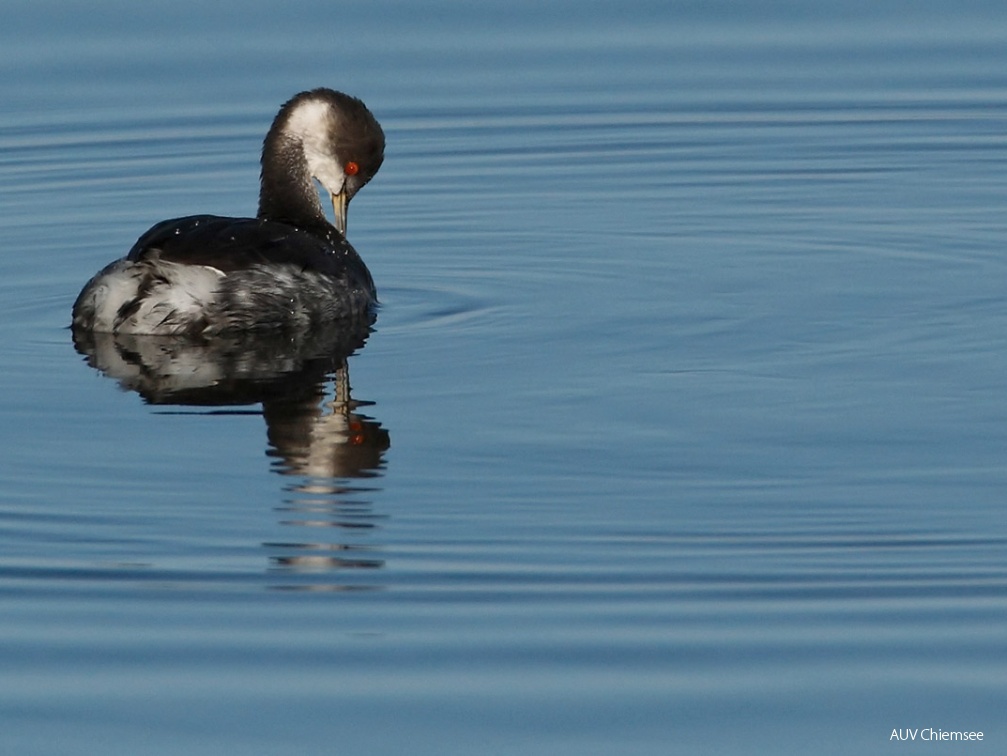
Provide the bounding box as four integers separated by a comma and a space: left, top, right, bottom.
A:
125, 215, 375, 297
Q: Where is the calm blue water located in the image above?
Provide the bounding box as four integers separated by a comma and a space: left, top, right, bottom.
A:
2, 1, 1006, 753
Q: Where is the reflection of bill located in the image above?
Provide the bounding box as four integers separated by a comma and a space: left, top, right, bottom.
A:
72, 322, 391, 588
264, 364, 389, 480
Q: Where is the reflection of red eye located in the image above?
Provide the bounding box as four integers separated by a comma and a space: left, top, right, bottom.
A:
345, 161, 360, 176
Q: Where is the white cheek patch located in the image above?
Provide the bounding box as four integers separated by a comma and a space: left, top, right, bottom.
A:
285, 98, 346, 197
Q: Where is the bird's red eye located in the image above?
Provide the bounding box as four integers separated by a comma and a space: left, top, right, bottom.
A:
345, 161, 360, 176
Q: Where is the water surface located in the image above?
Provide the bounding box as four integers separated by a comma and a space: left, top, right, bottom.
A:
2, 1, 1007, 754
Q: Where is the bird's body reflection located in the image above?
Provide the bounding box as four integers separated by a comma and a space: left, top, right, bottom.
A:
72, 321, 389, 590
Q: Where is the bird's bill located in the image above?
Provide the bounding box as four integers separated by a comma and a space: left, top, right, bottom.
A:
331, 191, 349, 235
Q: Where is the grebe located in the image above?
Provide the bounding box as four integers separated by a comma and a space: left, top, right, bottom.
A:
71, 88, 384, 336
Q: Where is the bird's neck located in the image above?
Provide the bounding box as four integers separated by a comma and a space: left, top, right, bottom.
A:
257, 135, 328, 229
